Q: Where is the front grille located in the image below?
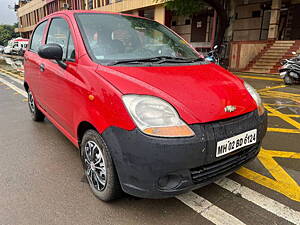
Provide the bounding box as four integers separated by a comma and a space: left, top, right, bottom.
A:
207, 111, 259, 141
190, 143, 260, 184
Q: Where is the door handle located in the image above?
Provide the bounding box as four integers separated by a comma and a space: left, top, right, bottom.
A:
40, 63, 45, 72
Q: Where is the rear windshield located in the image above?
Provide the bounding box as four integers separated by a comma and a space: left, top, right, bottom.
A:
75, 13, 200, 65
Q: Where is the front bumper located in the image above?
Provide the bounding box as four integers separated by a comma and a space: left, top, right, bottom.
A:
102, 110, 267, 198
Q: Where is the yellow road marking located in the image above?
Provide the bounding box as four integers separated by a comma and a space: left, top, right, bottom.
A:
239, 75, 282, 81
267, 128, 300, 133
265, 103, 300, 108
269, 114, 300, 118
234, 73, 279, 77
264, 105, 300, 129
0, 68, 24, 80
261, 91, 300, 103
258, 85, 286, 93
240, 84, 300, 200
4, 72, 23, 79
237, 148, 300, 202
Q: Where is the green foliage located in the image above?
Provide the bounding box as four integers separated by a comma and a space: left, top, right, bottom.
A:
0, 23, 18, 46
156, 0, 208, 16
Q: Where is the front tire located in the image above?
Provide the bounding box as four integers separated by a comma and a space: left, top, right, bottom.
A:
284, 75, 293, 85
28, 90, 45, 121
80, 129, 122, 201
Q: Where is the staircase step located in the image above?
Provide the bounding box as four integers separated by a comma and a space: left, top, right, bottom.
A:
262, 56, 285, 59
252, 65, 274, 69
275, 41, 295, 44
245, 40, 300, 73
254, 62, 277, 66
260, 56, 283, 60
248, 68, 271, 73
272, 43, 294, 47
266, 49, 287, 53
270, 46, 293, 49
263, 53, 286, 57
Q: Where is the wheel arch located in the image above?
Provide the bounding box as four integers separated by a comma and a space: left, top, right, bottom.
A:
77, 121, 99, 145
24, 81, 29, 93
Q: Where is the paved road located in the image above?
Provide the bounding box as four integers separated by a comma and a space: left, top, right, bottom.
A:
0, 68, 299, 225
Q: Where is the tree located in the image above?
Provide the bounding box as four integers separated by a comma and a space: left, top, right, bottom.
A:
158, 0, 229, 47
0, 23, 19, 46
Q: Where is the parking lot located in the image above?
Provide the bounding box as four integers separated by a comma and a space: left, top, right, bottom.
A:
0, 57, 299, 225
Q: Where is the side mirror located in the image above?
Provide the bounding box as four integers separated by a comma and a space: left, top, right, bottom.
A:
292, 51, 297, 55
38, 43, 67, 69
38, 43, 63, 60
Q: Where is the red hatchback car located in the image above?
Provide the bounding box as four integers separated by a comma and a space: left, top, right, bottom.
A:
24, 11, 267, 201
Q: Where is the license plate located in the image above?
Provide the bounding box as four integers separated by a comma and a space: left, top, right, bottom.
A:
216, 129, 257, 157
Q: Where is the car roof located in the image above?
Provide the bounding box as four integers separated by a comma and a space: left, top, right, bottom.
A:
45, 10, 142, 20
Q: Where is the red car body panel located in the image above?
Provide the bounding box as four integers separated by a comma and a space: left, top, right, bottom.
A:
24, 10, 258, 146
97, 64, 257, 124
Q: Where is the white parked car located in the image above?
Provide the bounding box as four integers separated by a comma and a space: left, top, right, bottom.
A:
4, 38, 28, 55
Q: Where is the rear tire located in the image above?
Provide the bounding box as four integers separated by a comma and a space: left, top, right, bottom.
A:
80, 129, 122, 201
27, 90, 45, 121
284, 75, 293, 85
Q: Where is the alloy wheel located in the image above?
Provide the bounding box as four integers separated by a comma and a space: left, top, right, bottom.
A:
84, 141, 107, 191
28, 91, 35, 114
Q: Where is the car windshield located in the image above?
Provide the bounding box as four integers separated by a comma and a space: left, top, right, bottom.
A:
75, 13, 201, 65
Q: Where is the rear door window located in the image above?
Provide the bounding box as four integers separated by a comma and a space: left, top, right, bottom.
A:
30, 21, 47, 52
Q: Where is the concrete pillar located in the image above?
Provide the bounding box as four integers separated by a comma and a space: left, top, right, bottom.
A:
226, 0, 237, 42
154, 5, 165, 24
268, 0, 282, 40
83, 0, 88, 9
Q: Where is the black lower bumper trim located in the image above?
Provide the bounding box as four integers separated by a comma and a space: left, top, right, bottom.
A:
102, 110, 267, 198
191, 143, 260, 184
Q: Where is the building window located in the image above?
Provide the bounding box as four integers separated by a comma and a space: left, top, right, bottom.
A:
105, 0, 112, 5
88, 0, 93, 9
143, 8, 154, 20
252, 11, 261, 18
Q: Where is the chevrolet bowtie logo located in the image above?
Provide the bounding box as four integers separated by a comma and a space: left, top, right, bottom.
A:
224, 105, 236, 113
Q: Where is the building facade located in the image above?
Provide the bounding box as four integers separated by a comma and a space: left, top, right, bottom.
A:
16, 0, 85, 38
229, 0, 300, 73
15, 0, 300, 72
15, 0, 218, 50
231, 0, 300, 41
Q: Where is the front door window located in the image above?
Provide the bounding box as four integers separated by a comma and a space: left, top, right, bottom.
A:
46, 17, 75, 61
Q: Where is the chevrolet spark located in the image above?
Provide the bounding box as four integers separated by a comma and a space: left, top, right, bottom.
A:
24, 11, 267, 201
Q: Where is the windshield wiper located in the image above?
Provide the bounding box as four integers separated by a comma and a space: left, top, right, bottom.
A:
106, 56, 203, 66
107, 57, 163, 66
153, 56, 203, 64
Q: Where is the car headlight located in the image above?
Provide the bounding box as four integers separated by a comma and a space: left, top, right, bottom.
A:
122, 95, 195, 137
244, 82, 265, 116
